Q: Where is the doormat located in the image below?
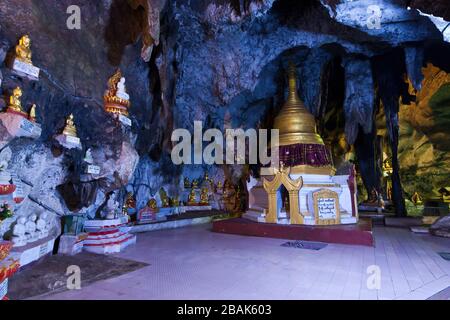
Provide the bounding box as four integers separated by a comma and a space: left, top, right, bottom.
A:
438, 252, 450, 261
8, 252, 149, 300
281, 240, 328, 250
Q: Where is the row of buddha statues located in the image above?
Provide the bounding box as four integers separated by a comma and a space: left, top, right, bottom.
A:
122, 176, 244, 216
2, 85, 77, 138
2, 35, 132, 138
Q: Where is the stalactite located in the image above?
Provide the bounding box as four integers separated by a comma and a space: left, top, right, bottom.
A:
372, 49, 410, 217
354, 122, 381, 199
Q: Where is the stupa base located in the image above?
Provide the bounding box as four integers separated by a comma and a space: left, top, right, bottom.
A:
212, 217, 374, 246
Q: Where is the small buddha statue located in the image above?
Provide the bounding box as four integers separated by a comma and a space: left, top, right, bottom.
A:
191, 179, 199, 189
200, 188, 209, 205
15, 35, 33, 65
62, 114, 78, 137
7, 87, 25, 115
184, 177, 191, 189
29, 104, 37, 122
148, 198, 158, 212
124, 192, 136, 210
159, 188, 170, 207
170, 197, 180, 207
216, 181, 223, 190
187, 189, 197, 206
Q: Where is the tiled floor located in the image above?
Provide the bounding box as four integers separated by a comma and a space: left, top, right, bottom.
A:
38, 224, 450, 300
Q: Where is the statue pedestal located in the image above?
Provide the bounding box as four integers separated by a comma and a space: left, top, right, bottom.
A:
57, 233, 88, 256
0, 113, 41, 139
11, 59, 40, 80
10, 235, 55, 268
55, 134, 82, 150
83, 217, 136, 255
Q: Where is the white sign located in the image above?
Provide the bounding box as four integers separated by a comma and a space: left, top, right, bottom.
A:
12, 59, 40, 79
11, 173, 25, 199
65, 135, 81, 146
39, 242, 49, 257
317, 198, 337, 220
119, 114, 132, 127
0, 279, 8, 300
86, 165, 100, 175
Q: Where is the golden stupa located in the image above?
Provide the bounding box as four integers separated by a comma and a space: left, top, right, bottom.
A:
271, 63, 335, 175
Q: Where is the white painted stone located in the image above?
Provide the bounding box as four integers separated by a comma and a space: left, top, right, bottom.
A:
86, 164, 100, 175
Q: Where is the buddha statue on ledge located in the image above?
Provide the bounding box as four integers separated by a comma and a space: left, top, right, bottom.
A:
62, 114, 78, 137
7, 87, 27, 117
184, 177, 191, 189
11, 35, 40, 79
200, 188, 209, 206
104, 69, 131, 117
15, 35, 33, 65
187, 189, 197, 206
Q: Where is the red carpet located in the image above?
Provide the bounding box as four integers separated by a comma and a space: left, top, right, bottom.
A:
212, 218, 374, 246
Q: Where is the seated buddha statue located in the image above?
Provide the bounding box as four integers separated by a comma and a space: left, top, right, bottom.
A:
124, 192, 136, 211
187, 189, 197, 206
411, 192, 423, 206
159, 188, 170, 207
200, 188, 209, 205
148, 198, 158, 212
7, 87, 26, 116
184, 177, 191, 189
191, 179, 199, 189
104, 69, 131, 116
62, 114, 78, 137
15, 35, 33, 65
170, 197, 180, 207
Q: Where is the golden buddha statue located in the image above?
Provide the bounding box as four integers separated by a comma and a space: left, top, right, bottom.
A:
170, 197, 180, 207
187, 189, 197, 206
200, 188, 209, 205
162, 196, 170, 208
7, 87, 26, 115
216, 181, 223, 190
62, 114, 78, 137
148, 198, 158, 211
191, 179, 199, 189
184, 177, 191, 189
29, 104, 37, 122
15, 35, 33, 65
159, 188, 170, 207
124, 192, 136, 210
104, 69, 131, 116
270, 62, 334, 175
